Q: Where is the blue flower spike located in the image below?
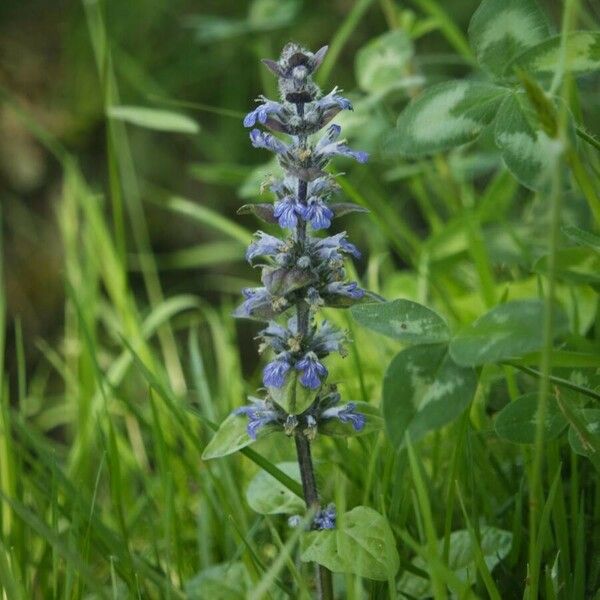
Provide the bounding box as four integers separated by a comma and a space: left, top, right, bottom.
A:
211, 44, 373, 582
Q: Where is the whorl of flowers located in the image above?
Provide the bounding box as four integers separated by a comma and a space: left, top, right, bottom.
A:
233, 43, 370, 445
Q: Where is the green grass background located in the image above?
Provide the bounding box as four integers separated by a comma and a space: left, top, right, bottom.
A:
1, 0, 599, 598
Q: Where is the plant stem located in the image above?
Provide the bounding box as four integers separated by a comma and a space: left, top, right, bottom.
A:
294, 435, 319, 507
528, 1, 576, 596
294, 435, 334, 600
292, 101, 334, 600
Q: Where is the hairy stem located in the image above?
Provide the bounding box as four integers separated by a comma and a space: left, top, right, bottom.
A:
292, 101, 334, 600
295, 435, 333, 599
295, 435, 319, 507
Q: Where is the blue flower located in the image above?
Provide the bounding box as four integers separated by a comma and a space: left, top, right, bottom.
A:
306, 287, 324, 307
313, 504, 336, 530
288, 515, 302, 528
296, 352, 328, 389
325, 281, 365, 299
312, 233, 361, 260
311, 87, 354, 128
234, 287, 271, 318
317, 123, 342, 146
316, 124, 369, 164
301, 197, 333, 229
234, 398, 280, 439
243, 99, 283, 127
246, 232, 284, 262
325, 90, 353, 111
311, 321, 346, 355
263, 356, 291, 388
308, 176, 338, 198
321, 401, 366, 432
274, 197, 303, 228
249, 129, 289, 154
338, 236, 361, 258
258, 321, 289, 353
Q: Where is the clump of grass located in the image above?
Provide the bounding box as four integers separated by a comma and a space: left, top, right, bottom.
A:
1, 0, 599, 598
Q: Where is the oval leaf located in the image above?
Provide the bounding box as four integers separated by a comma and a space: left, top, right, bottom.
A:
107, 106, 200, 134
382, 344, 477, 447
245, 462, 304, 515
261, 266, 316, 296
468, 0, 550, 76
510, 31, 600, 75
494, 392, 567, 444
201, 412, 278, 460
355, 30, 413, 93
398, 527, 512, 597
494, 92, 561, 191
387, 81, 509, 157
449, 299, 570, 367
268, 371, 318, 415
351, 299, 450, 344
301, 506, 399, 581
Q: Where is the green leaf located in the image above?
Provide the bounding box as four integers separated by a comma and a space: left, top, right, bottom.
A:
318, 402, 383, 437
568, 409, 600, 457
237, 203, 278, 224
533, 247, 600, 285
398, 527, 512, 598
468, 0, 550, 76
355, 30, 413, 94
494, 392, 567, 444
185, 16, 251, 44
107, 106, 200, 134
268, 371, 318, 415
323, 289, 383, 309
387, 81, 508, 157
248, 0, 299, 29
238, 159, 279, 199
301, 506, 399, 581
330, 203, 370, 218
162, 195, 252, 245
261, 266, 316, 296
510, 32, 600, 76
494, 92, 561, 191
245, 462, 304, 515
382, 344, 477, 447
189, 162, 253, 186
351, 299, 450, 344
186, 0, 298, 44
449, 299, 570, 367
562, 225, 600, 253
201, 412, 279, 460
185, 562, 251, 599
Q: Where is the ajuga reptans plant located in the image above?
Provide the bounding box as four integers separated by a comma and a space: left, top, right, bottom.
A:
203, 43, 380, 598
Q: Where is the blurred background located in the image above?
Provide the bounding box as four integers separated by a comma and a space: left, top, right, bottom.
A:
0, 0, 510, 378
1, 0, 389, 375
3, 0, 594, 378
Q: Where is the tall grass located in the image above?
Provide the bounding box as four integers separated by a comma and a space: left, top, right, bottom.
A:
1, 0, 599, 598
